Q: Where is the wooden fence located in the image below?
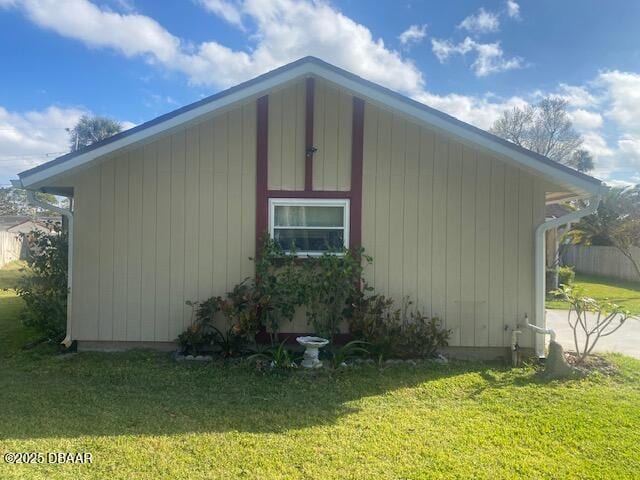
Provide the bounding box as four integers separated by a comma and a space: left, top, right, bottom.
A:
563, 245, 640, 282
0, 231, 24, 269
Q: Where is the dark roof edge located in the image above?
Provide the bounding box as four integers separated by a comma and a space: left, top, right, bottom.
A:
19, 56, 601, 188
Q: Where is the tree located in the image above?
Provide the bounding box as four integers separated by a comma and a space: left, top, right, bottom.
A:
68, 115, 122, 152
567, 149, 595, 173
490, 97, 582, 165
0, 187, 60, 216
568, 186, 640, 279
555, 285, 632, 364
16, 225, 69, 343
0, 187, 30, 215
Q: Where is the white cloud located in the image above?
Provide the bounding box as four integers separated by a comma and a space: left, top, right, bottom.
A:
569, 109, 603, 131
597, 70, 640, 133
0, 105, 86, 182
17, 0, 181, 63
581, 131, 613, 157
458, 8, 499, 34
2, 0, 637, 187
431, 37, 474, 61
506, 0, 520, 19
431, 36, 522, 77
198, 0, 244, 29
5, 0, 425, 96
399, 24, 427, 46
556, 83, 598, 108
414, 91, 528, 130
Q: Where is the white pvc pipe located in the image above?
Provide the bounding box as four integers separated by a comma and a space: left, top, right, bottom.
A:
523, 313, 556, 343
27, 191, 74, 347
533, 193, 603, 357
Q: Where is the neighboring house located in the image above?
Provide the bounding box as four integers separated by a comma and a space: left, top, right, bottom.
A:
0, 215, 60, 267
6, 218, 59, 234
14, 57, 603, 357
0, 215, 60, 234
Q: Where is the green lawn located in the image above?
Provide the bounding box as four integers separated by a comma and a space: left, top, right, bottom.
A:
0, 261, 38, 356
1, 264, 640, 479
546, 273, 640, 314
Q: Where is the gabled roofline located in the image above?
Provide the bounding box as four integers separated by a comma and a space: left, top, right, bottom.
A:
18, 56, 602, 195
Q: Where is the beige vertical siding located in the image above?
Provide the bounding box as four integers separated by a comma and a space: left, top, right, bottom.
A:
69, 83, 548, 349
267, 81, 306, 190
362, 103, 546, 348
71, 102, 257, 342
313, 79, 352, 191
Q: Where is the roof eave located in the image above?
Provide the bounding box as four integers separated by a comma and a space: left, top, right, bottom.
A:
17, 56, 602, 197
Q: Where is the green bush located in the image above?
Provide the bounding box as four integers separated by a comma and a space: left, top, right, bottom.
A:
178, 240, 449, 360
178, 298, 250, 356
558, 266, 576, 287
15, 227, 68, 343
303, 247, 370, 338
254, 238, 308, 339
349, 291, 450, 360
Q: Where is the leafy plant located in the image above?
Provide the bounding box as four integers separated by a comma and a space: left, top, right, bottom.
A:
176, 323, 210, 356
15, 226, 68, 343
557, 266, 575, 287
553, 284, 634, 363
210, 325, 249, 358
217, 278, 265, 336
325, 340, 369, 369
349, 291, 450, 360
247, 339, 297, 369
303, 247, 371, 338
178, 296, 251, 356
176, 300, 217, 355
254, 238, 308, 340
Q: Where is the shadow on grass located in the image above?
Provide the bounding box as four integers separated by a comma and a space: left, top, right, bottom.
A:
0, 347, 556, 441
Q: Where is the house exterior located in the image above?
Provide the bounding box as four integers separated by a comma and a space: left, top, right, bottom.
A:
0, 215, 58, 234
0, 216, 59, 268
15, 57, 603, 358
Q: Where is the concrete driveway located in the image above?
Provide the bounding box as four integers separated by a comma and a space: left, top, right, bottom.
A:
546, 309, 640, 359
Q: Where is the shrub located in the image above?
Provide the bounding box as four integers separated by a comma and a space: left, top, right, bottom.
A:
176, 300, 217, 355
176, 323, 210, 356
15, 227, 68, 343
217, 278, 264, 336
254, 238, 308, 339
178, 298, 250, 356
558, 266, 575, 287
349, 291, 449, 360
303, 247, 370, 338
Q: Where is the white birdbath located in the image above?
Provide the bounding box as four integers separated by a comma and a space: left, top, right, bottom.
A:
296, 336, 329, 369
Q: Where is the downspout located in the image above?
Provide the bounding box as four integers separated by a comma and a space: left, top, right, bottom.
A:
531, 191, 602, 358
27, 190, 74, 348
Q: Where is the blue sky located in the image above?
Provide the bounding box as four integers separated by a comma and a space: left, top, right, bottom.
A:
1, 0, 639, 186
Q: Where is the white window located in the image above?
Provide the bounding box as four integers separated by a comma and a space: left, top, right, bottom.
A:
269, 198, 350, 255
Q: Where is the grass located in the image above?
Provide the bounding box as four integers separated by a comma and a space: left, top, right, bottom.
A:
1, 264, 639, 479
546, 273, 640, 314
0, 261, 38, 356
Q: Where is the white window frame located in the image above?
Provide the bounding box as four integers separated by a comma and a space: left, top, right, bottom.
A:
268, 198, 350, 256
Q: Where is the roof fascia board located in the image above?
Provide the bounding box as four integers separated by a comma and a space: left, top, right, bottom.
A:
20, 58, 600, 197
305, 63, 601, 196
